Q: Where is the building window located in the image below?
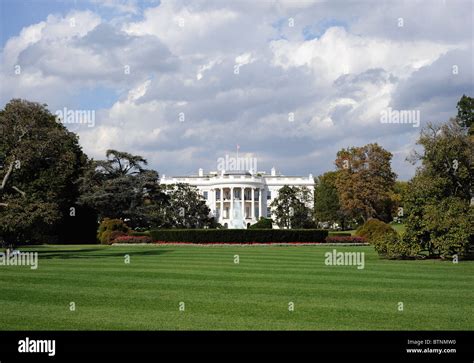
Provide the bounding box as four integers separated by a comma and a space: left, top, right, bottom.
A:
244, 189, 251, 200
267, 191, 271, 200
234, 189, 241, 200
267, 207, 271, 216
203, 191, 208, 200
216, 190, 221, 200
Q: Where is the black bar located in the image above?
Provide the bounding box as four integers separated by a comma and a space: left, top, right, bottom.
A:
0, 331, 472, 362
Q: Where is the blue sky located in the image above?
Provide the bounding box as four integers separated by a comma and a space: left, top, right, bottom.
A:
0, 0, 472, 179
1, 0, 83, 45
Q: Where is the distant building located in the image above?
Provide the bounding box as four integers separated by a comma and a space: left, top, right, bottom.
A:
160, 167, 314, 229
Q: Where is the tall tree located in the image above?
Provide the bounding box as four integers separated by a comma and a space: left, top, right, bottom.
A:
456, 94, 474, 134
271, 185, 314, 229
160, 183, 215, 229
403, 117, 473, 257
96, 149, 148, 177
334, 143, 396, 223
0, 99, 89, 246
390, 180, 409, 221
313, 171, 346, 229
78, 150, 165, 228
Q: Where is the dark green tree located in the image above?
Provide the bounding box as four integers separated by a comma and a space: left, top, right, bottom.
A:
0, 99, 90, 246
78, 150, 165, 229
249, 217, 273, 229
270, 185, 314, 229
403, 116, 473, 258
456, 94, 473, 134
161, 183, 215, 228
313, 171, 347, 229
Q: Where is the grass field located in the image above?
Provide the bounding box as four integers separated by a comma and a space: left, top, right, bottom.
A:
0, 244, 472, 330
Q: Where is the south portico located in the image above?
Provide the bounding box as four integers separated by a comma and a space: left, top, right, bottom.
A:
160, 168, 314, 229
212, 183, 263, 229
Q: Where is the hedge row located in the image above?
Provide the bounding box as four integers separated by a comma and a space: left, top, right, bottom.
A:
327, 232, 352, 237
129, 231, 152, 237
150, 229, 328, 243
325, 236, 366, 243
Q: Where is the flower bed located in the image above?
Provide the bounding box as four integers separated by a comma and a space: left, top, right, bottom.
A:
113, 235, 153, 244
153, 241, 324, 245
150, 229, 328, 244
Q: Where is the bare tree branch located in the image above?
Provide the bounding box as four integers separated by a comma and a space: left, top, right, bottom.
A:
0, 127, 28, 196
0, 161, 14, 191
12, 186, 26, 197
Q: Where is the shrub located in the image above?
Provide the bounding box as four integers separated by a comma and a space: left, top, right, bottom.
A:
97, 218, 130, 245
150, 229, 328, 243
113, 235, 152, 244
422, 197, 473, 258
100, 230, 128, 245
248, 217, 273, 229
372, 233, 421, 259
325, 236, 366, 244
355, 219, 397, 244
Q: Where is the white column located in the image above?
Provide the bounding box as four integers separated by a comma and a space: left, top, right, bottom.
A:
220, 188, 224, 222
241, 187, 245, 219
259, 188, 262, 218
251, 188, 255, 220
230, 187, 234, 221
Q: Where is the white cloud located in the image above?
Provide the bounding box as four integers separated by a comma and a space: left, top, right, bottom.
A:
270, 27, 457, 82
124, 1, 239, 54
1, 0, 472, 179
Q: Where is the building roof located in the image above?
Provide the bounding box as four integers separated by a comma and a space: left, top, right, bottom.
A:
223, 170, 252, 176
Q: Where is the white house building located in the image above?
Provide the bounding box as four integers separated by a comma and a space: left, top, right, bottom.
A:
160, 167, 314, 229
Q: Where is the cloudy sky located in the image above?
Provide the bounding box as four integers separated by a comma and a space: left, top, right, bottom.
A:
0, 0, 472, 180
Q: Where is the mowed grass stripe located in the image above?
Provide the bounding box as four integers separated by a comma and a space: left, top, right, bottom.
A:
21, 244, 472, 266
1, 269, 469, 299
0, 264, 473, 287
0, 283, 469, 316
7, 247, 473, 281
0, 245, 472, 330
29, 245, 472, 273
1, 267, 472, 294
1, 280, 469, 318
0, 287, 468, 330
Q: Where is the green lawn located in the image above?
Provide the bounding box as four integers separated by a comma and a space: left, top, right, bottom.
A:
0, 244, 472, 330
